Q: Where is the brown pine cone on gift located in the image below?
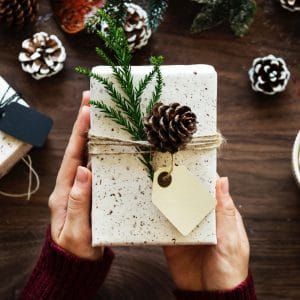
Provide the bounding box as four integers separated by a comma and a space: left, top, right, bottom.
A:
0, 0, 38, 28
18, 32, 66, 80
144, 102, 197, 153
101, 3, 152, 52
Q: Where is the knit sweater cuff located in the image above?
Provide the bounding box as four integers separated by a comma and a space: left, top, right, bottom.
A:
174, 273, 256, 300
20, 227, 115, 300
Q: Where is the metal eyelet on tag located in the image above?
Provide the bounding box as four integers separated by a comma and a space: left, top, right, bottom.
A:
157, 171, 172, 187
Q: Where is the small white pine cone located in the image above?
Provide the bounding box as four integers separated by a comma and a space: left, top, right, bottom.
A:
101, 3, 152, 52
124, 3, 152, 51
280, 0, 300, 12
18, 32, 67, 80
248, 54, 290, 95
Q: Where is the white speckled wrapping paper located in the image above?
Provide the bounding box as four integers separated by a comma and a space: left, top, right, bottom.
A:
0, 76, 32, 179
90, 65, 217, 246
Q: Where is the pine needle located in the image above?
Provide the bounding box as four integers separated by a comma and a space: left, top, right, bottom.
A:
76, 9, 164, 179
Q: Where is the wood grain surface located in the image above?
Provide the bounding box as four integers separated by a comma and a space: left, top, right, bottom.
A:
0, 1, 300, 299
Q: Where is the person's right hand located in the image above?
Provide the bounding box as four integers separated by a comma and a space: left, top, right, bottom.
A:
48, 91, 103, 261
164, 177, 250, 291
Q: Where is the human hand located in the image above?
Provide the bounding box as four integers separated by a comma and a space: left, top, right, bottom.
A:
48, 91, 103, 261
163, 177, 249, 291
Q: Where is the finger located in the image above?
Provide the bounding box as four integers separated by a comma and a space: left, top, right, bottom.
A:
48, 190, 68, 242
216, 177, 236, 212
56, 105, 90, 189
82, 90, 90, 106
236, 209, 250, 247
65, 166, 92, 229
80, 91, 91, 166
216, 177, 237, 236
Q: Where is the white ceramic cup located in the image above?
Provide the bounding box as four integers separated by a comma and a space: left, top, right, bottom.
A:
292, 131, 300, 187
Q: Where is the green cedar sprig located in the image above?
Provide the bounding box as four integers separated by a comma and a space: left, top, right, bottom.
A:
191, 0, 256, 37
76, 9, 164, 179
86, 0, 129, 33
105, 0, 129, 27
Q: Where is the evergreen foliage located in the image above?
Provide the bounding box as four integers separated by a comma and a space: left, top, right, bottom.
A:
148, 0, 168, 30
76, 10, 164, 178
191, 0, 256, 37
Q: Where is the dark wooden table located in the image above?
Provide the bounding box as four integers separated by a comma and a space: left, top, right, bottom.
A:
1, 1, 300, 299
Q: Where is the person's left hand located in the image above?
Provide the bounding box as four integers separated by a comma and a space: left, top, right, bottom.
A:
48, 91, 103, 261
163, 177, 249, 291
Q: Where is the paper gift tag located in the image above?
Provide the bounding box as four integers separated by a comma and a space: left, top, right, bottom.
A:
0, 102, 53, 147
152, 165, 216, 236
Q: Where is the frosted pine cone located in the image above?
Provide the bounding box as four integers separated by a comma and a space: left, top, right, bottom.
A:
280, 0, 300, 12
0, 0, 38, 28
101, 3, 152, 52
144, 102, 197, 153
248, 54, 290, 95
124, 3, 152, 51
18, 32, 66, 80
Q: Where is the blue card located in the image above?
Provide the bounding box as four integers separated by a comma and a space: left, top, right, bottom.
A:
0, 102, 53, 147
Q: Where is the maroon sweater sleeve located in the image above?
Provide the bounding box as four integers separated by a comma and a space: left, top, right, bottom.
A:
174, 273, 257, 300
19, 228, 114, 300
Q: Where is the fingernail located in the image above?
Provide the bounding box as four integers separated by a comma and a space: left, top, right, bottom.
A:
82, 90, 90, 98
75, 166, 88, 184
82, 105, 90, 113
221, 177, 229, 195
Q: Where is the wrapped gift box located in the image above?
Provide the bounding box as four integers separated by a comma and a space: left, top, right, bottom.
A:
90, 65, 217, 246
0, 77, 32, 179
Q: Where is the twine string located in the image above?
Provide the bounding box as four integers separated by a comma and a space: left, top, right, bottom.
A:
0, 155, 40, 200
88, 132, 225, 155
159, 152, 174, 186
0, 86, 21, 116
88, 132, 224, 186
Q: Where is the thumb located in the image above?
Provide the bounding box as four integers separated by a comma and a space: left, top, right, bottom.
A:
216, 177, 236, 215
66, 166, 92, 227
216, 177, 237, 235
